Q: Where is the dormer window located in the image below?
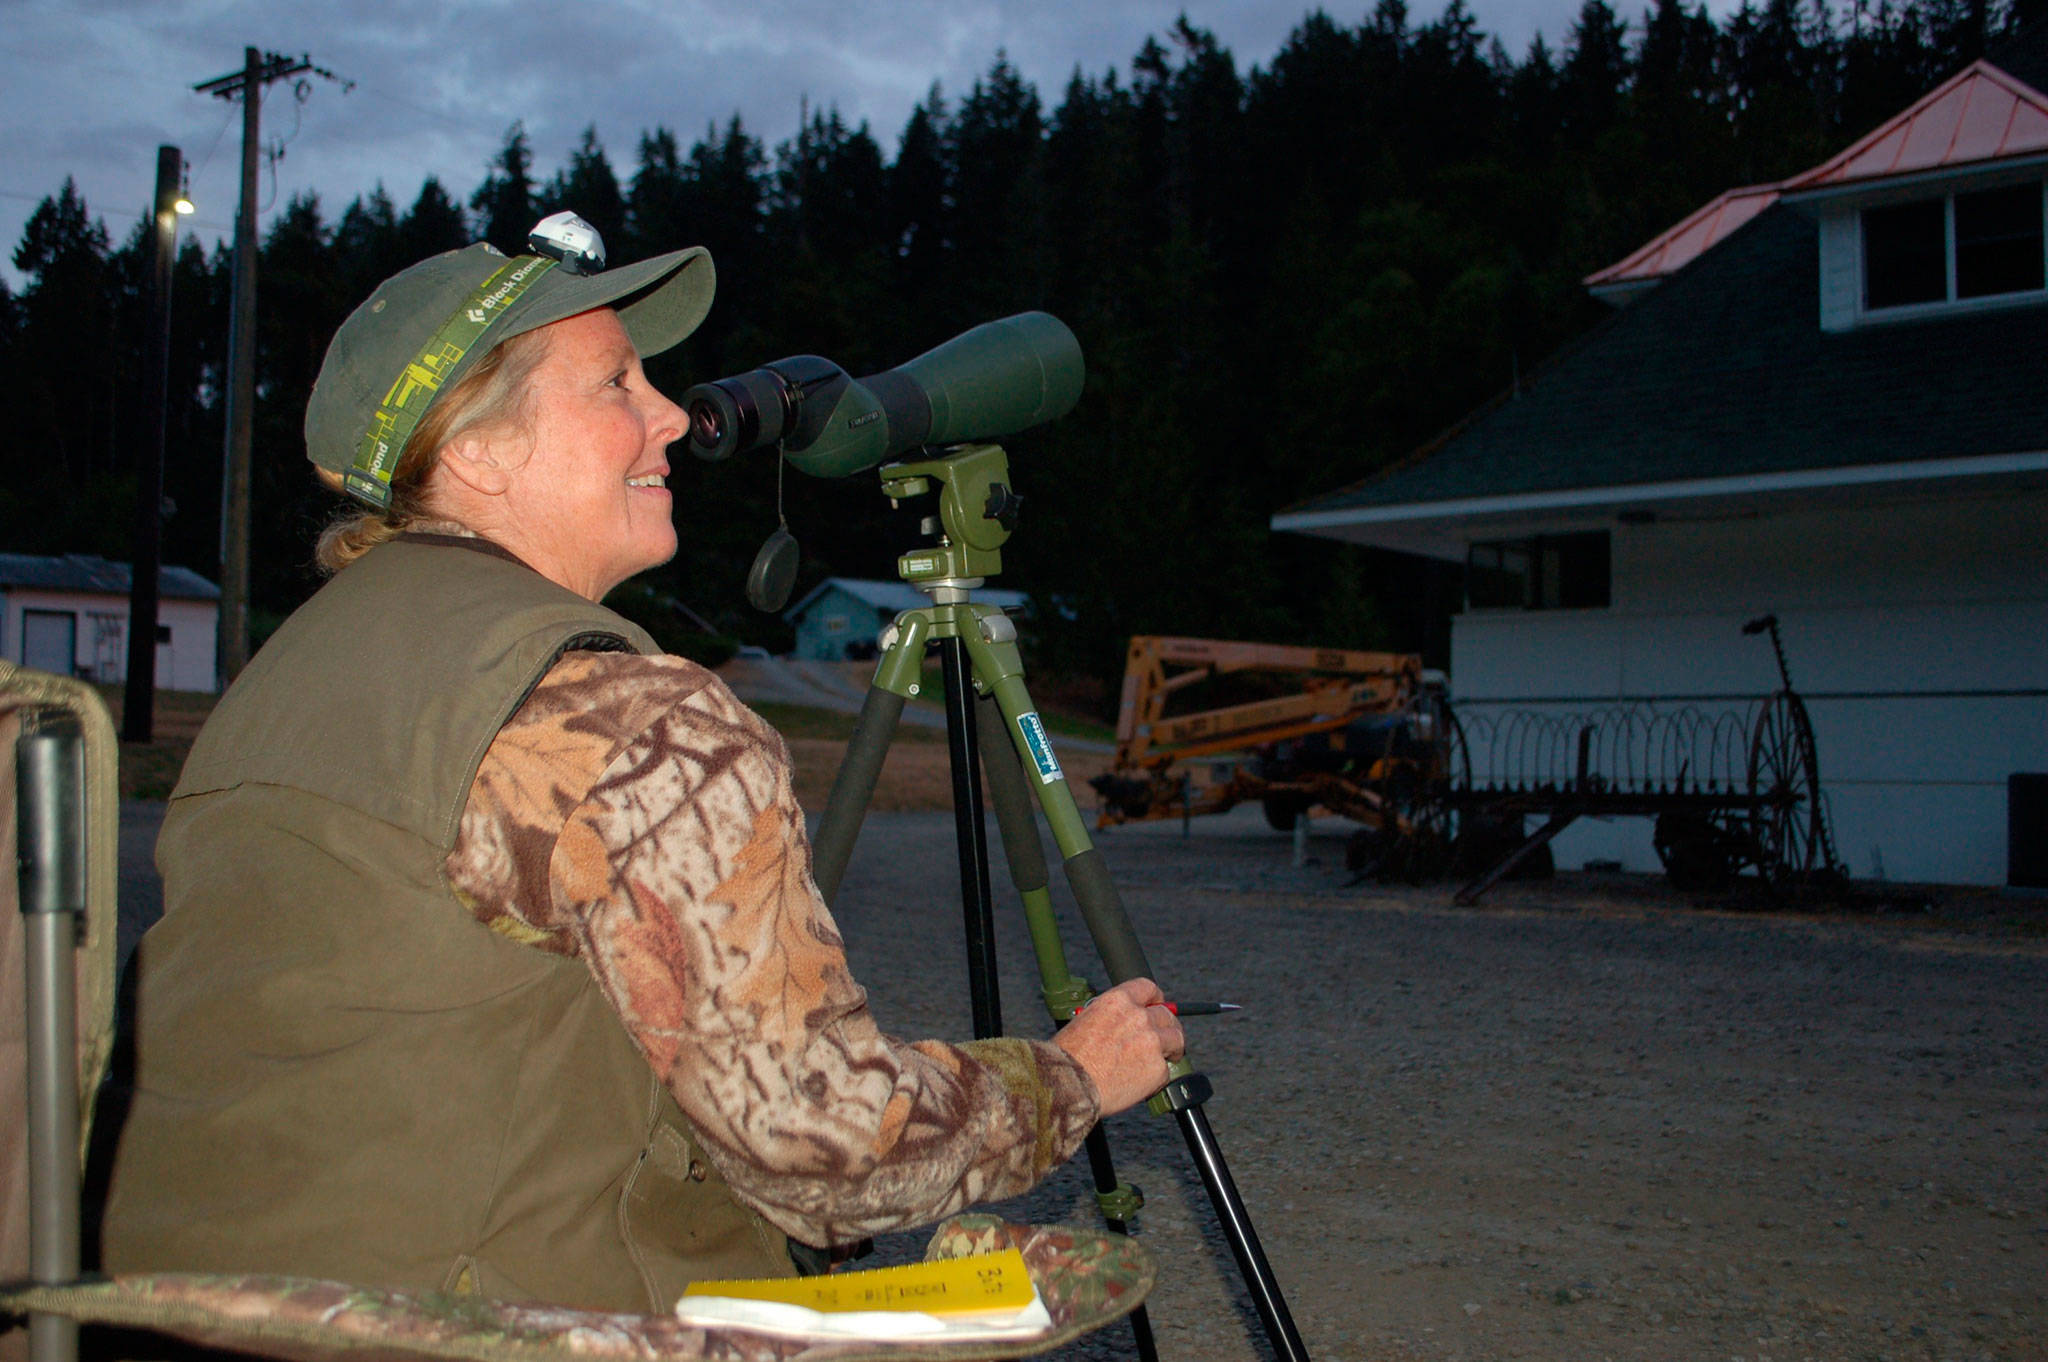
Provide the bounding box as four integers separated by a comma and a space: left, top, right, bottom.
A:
1862, 182, 2045, 312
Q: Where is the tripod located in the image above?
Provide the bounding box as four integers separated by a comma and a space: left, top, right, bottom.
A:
807, 443, 1309, 1361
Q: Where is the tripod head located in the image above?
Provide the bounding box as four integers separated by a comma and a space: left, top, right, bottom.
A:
880, 443, 1020, 594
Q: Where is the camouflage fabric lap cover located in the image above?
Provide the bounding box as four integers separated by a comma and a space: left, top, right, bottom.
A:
0, 1218, 1151, 1362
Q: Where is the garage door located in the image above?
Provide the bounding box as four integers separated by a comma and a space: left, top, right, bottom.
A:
22, 609, 76, 675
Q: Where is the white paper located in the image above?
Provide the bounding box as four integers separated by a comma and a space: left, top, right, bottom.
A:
675, 1292, 1055, 1342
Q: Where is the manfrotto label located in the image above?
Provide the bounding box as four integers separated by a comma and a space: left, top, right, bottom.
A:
1016, 712, 1062, 784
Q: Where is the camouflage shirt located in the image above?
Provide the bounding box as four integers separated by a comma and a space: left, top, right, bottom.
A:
444, 649, 1099, 1248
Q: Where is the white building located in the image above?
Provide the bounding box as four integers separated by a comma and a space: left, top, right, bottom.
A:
783, 577, 1031, 661
1275, 60, 2048, 888
0, 554, 221, 694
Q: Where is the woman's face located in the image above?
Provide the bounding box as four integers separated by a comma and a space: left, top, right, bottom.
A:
486, 308, 686, 600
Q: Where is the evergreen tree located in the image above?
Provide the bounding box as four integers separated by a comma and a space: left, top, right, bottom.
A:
9, 180, 118, 494
627, 127, 690, 261
543, 126, 627, 255
470, 122, 537, 252
677, 116, 768, 370
253, 194, 345, 613
764, 107, 894, 359
887, 91, 953, 330
1562, 0, 1634, 146
403, 177, 472, 257
159, 236, 227, 579
333, 184, 403, 301
946, 54, 1048, 317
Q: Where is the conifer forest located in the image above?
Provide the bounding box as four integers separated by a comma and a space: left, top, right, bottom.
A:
4, 1, 2037, 689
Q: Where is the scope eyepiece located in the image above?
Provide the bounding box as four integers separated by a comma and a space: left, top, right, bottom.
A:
685, 380, 762, 462
684, 357, 853, 463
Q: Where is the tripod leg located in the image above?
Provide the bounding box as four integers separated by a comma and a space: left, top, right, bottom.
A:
810, 685, 907, 905
939, 637, 1002, 1039
965, 642, 1312, 1362
1178, 1103, 1306, 1360
972, 694, 1087, 1016
976, 694, 1161, 1362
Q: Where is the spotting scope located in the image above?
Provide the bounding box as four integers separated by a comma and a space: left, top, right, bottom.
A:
681, 312, 1083, 478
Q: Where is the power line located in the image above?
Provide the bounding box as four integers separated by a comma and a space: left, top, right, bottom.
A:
189, 100, 241, 183
0, 188, 232, 235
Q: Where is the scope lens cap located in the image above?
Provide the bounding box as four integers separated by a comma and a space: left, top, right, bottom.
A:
746, 527, 800, 613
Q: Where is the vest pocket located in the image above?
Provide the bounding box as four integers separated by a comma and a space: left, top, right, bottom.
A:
619, 1119, 794, 1306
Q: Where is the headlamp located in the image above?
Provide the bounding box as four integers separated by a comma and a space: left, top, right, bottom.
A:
528, 210, 606, 274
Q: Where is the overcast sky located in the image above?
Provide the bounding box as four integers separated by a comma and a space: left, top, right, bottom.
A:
5, 0, 1650, 290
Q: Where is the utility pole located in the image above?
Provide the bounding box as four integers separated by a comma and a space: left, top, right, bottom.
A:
121, 145, 184, 743
194, 49, 347, 683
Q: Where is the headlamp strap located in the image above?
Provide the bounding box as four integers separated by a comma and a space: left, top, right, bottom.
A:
345, 254, 558, 508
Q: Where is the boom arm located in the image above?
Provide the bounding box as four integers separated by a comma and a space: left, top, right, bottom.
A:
1112, 635, 1423, 767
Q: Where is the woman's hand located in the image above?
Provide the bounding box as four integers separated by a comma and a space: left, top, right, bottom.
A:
1052, 978, 1187, 1117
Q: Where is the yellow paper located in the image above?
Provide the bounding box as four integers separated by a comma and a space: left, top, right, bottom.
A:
681, 1248, 1035, 1320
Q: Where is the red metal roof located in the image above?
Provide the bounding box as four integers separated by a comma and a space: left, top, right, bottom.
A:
1582, 182, 1782, 288
1786, 59, 2048, 189
1582, 60, 2048, 292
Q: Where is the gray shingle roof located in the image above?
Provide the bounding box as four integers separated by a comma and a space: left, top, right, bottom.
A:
783, 576, 1029, 622
0, 553, 221, 601
1284, 203, 2048, 517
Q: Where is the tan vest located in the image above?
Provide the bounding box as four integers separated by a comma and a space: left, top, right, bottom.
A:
103, 536, 795, 1310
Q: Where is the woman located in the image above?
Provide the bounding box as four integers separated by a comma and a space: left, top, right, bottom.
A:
103, 222, 1182, 1312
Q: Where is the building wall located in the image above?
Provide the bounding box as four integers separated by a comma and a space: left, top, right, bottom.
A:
2, 588, 220, 693
1449, 489, 2048, 885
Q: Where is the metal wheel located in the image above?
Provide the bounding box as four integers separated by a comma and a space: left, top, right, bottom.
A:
1346, 700, 1467, 880
1747, 691, 1822, 882
1262, 793, 1310, 832
1423, 702, 1470, 852
1394, 701, 1470, 877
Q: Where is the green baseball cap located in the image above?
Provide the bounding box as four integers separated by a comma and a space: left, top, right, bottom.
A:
305, 238, 715, 508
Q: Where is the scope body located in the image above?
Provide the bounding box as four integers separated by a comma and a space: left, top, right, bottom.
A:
683, 312, 1083, 477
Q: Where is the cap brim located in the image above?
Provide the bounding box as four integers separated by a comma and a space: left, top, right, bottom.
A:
496, 244, 715, 360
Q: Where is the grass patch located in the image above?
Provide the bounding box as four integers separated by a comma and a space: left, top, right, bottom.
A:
92, 685, 216, 801
900, 663, 1116, 744
1036, 709, 1116, 743
750, 702, 944, 743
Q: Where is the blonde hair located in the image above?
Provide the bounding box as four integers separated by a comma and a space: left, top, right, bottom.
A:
314, 327, 554, 573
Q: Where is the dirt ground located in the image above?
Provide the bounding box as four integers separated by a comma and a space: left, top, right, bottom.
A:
104, 723, 2046, 1362
808, 793, 2048, 1362
779, 733, 1115, 812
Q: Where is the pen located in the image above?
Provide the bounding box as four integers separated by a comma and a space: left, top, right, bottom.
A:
1070, 999, 1242, 1017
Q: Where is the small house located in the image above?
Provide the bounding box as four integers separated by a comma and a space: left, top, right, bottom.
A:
783, 577, 1030, 661
0, 554, 221, 693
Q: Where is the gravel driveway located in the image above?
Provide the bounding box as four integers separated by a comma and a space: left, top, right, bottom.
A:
111, 802, 2047, 1361
825, 809, 2048, 1362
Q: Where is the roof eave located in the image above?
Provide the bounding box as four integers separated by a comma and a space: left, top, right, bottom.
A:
1780, 148, 2048, 212
1272, 449, 2048, 559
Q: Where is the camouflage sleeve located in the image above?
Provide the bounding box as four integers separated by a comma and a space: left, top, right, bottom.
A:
447, 651, 1100, 1247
